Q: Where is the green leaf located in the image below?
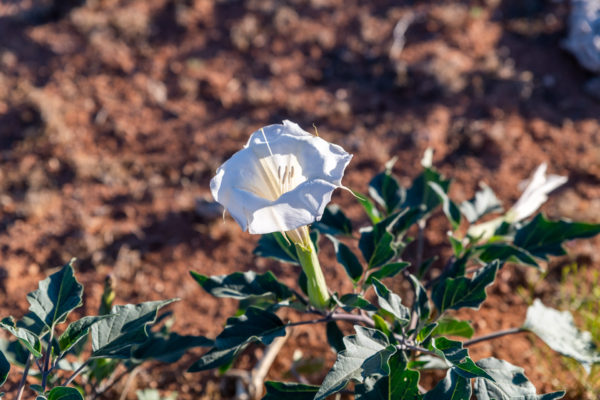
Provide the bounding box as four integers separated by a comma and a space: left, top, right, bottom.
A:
403, 167, 450, 219
27, 261, 83, 329
254, 232, 299, 264
431, 318, 474, 339
326, 321, 346, 353
514, 214, 600, 260
448, 234, 464, 257
188, 344, 247, 372
132, 332, 213, 363
359, 228, 396, 270
263, 381, 320, 400
0, 338, 30, 367
355, 352, 420, 400
0, 317, 42, 358
355, 191, 382, 224
369, 171, 402, 214
91, 299, 177, 359
315, 326, 396, 400
326, 235, 363, 284
372, 279, 410, 324
432, 260, 499, 313
408, 274, 430, 321
429, 182, 461, 230
476, 243, 538, 267
460, 184, 503, 223
431, 337, 493, 380
365, 262, 409, 285
424, 368, 471, 400
474, 357, 565, 400
58, 316, 111, 354
335, 294, 378, 312
416, 323, 437, 344
216, 307, 285, 349
190, 270, 293, 301
313, 205, 353, 236
523, 299, 600, 372
46, 387, 84, 400
0, 350, 8, 386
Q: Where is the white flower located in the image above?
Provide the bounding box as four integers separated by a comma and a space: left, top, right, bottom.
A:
468, 163, 567, 240
210, 120, 352, 236
507, 163, 568, 223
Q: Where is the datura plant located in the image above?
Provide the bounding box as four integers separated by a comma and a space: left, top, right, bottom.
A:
191, 121, 600, 399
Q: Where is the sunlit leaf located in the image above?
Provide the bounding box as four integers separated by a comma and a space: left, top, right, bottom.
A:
190, 270, 293, 301
431, 318, 474, 339
431, 337, 493, 380
372, 279, 410, 324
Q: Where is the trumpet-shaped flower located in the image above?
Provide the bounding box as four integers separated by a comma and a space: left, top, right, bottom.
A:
210, 120, 352, 236
210, 120, 352, 309
468, 163, 567, 240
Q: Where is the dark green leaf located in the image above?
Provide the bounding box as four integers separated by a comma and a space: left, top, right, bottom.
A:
0, 338, 29, 367
354, 191, 382, 224
431, 318, 474, 339
263, 381, 320, 400
432, 261, 499, 313
424, 368, 471, 400
91, 299, 177, 359
460, 185, 503, 223
477, 243, 538, 267
474, 357, 565, 400
403, 168, 450, 219
365, 262, 409, 285
58, 316, 111, 354
132, 332, 213, 363
46, 387, 84, 400
431, 337, 493, 380
313, 205, 353, 236
408, 275, 430, 321
326, 235, 363, 284
0, 350, 8, 386
429, 182, 461, 230
355, 352, 421, 400
326, 321, 346, 353
336, 294, 378, 312
372, 279, 410, 324
369, 171, 403, 214
523, 299, 600, 372
254, 232, 299, 264
315, 326, 396, 400
514, 214, 600, 260
190, 270, 293, 301
27, 261, 83, 329
216, 307, 285, 349
359, 228, 396, 270
0, 317, 42, 358
188, 344, 247, 372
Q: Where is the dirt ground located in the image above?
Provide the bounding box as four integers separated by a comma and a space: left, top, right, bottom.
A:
0, 0, 599, 398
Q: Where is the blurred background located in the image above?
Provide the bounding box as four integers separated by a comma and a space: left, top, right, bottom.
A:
0, 0, 599, 398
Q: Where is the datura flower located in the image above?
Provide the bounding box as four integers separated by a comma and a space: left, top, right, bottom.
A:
210, 120, 352, 308
468, 163, 567, 240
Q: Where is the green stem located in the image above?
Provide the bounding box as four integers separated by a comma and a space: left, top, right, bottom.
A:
295, 241, 330, 310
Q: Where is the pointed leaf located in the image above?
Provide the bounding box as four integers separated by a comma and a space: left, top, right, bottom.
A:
355, 352, 421, 400
326, 321, 346, 353
403, 168, 450, 218
263, 381, 320, 400
0, 317, 42, 358
254, 232, 299, 264
372, 279, 410, 323
335, 294, 378, 312
59, 316, 112, 354
315, 326, 395, 400
514, 214, 600, 260
431, 337, 493, 380
132, 332, 213, 363
326, 235, 363, 284
91, 299, 177, 359
190, 270, 293, 301
46, 387, 84, 400
432, 261, 499, 313
369, 171, 402, 214
313, 205, 353, 236
424, 368, 471, 400
188, 343, 247, 372
365, 262, 409, 285
474, 357, 565, 400
354, 191, 382, 223
477, 243, 538, 267
0, 350, 8, 386
408, 274, 430, 321
216, 307, 285, 349
429, 182, 461, 230
523, 299, 600, 372
27, 262, 83, 329
431, 318, 474, 339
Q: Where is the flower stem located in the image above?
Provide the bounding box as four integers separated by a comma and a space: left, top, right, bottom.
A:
295, 240, 330, 310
